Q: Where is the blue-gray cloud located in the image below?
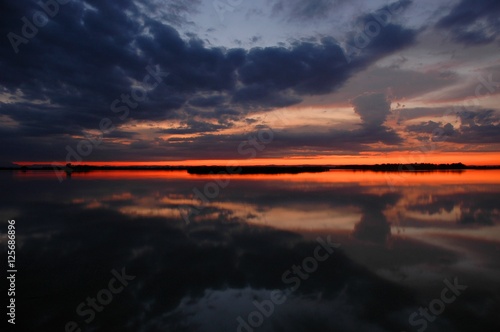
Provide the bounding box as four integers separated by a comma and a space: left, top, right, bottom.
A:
436, 0, 500, 45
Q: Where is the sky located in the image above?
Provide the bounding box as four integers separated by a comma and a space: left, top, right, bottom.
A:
1, 0, 500, 166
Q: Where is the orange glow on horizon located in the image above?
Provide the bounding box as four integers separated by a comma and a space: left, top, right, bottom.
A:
14, 151, 500, 167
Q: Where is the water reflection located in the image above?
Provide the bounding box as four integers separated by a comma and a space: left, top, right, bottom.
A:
1, 170, 499, 331
352, 192, 395, 244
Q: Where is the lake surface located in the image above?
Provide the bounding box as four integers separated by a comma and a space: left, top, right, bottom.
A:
1, 170, 500, 331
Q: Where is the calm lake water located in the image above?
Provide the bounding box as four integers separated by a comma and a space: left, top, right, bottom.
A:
1, 170, 500, 332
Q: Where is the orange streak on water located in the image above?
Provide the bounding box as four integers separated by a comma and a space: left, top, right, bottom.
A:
10, 169, 500, 185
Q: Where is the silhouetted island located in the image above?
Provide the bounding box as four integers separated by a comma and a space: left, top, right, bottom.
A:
186, 165, 329, 175
332, 162, 471, 171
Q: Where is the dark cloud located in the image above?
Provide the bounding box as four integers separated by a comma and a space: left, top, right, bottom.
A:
139, 0, 203, 27
232, 84, 302, 108
352, 93, 391, 128
453, 124, 500, 144
356, 0, 413, 25
436, 0, 500, 45
157, 118, 230, 135
0, 0, 418, 162
237, 38, 353, 96
165, 124, 403, 160
106, 130, 139, 139
407, 120, 455, 138
188, 95, 227, 108
397, 107, 454, 123
346, 22, 417, 61
458, 109, 497, 127
406, 109, 500, 145
271, 0, 347, 21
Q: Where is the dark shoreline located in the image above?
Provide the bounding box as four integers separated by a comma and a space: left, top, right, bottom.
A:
1, 163, 500, 174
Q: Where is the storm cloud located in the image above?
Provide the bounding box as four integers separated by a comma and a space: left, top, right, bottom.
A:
0, 0, 497, 164
436, 0, 500, 45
